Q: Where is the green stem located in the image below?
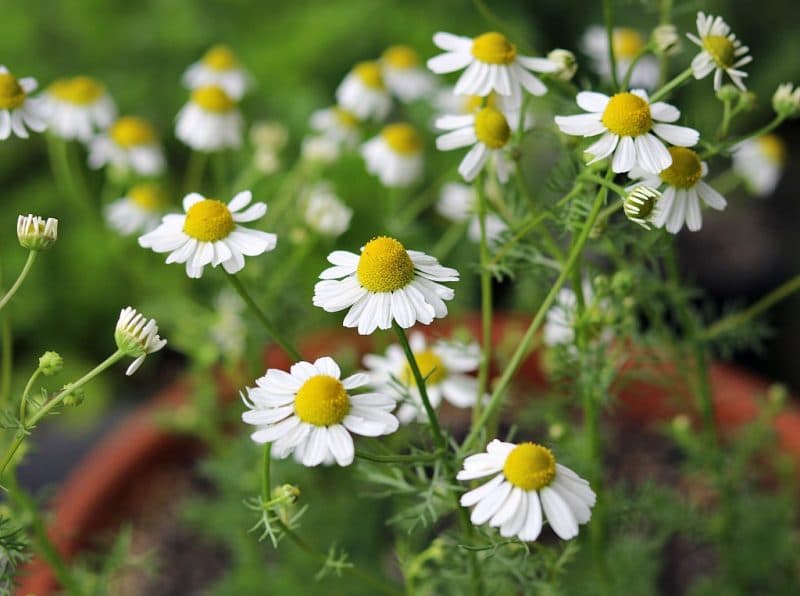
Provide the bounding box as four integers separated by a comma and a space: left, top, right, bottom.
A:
0, 251, 38, 313
183, 150, 208, 194
225, 273, 302, 361
261, 442, 272, 503
0, 317, 11, 407
579, 172, 627, 197
473, 174, 492, 425
432, 218, 469, 261
718, 97, 733, 139
621, 47, 653, 90
658, 0, 674, 86
649, 66, 694, 103
515, 169, 565, 263
603, 0, 620, 90
354, 449, 442, 464
19, 368, 42, 421
700, 115, 786, 160
596, 199, 624, 224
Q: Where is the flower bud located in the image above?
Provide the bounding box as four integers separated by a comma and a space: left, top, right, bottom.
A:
17, 215, 58, 251
38, 351, 64, 376
301, 135, 340, 165
254, 148, 281, 174
624, 186, 660, 229
114, 306, 167, 376
546, 49, 577, 81
250, 120, 289, 151
62, 386, 85, 407
715, 84, 740, 103
651, 24, 681, 56
611, 271, 634, 295
772, 83, 800, 118
273, 483, 300, 504
548, 423, 565, 441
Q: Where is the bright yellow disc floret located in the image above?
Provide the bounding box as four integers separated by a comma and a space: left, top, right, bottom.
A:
401, 349, 448, 386
110, 116, 157, 147
49, 76, 105, 105
474, 106, 511, 149
356, 236, 415, 293
659, 147, 703, 189
503, 442, 557, 491
353, 62, 385, 90
192, 85, 236, 112
601, 92, 652, 137
702, 35, 736, 69
0, 72, 26, 110
294, 375, 351, 426
183, 199, 235, 241
471, 32, 517, 65
382, 123, 423, 156
382, 45, 419, 69
202, 44, 238, 70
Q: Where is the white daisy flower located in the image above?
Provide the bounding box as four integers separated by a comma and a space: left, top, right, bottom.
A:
114, 306, 167, 376
436, 106, 514, 183
687, 12, 752, 91
458, 439, 596, 541
363, 331, 481, 424
104, 182, 168, 236
361, 122, 424, 188
40, 76, 116, 142
0, 66, 47, 140
138, 190, 276, 278
433, 88, 531, 131
544, 284, 611, 348
88, 116, 165, 176
437, 182, 508, 246
175, 85, 242, 152
17, 214, 58, 251
313, 236, 459, 335
242, 356, 399, 466
335, 61, 392, 121
555, 89, 699, 174
309, 105, 362, 147
581, 26, 659, 89
628, 147, 727, 233
381, 45, 437, 103
303, 183, 352, 237
182, 44, 252, 100
427, 32, 557, 106
732, 135, 786, 197
301, 135, 341, 165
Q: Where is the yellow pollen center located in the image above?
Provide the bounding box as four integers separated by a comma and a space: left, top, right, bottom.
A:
471, 32, 517, 65
401, 350, 447, 386
702, 35, 736, 69
356, 236, 415, 293
503, 443, 557, 491
463, 92, 498, 114
128, 183, 167, 211
334, 107, 359, 128
612, 28, 645, 60
659, 147, 703, 188
757, 134, 786, 165
294, 375, 350, 426
601, 92, 652, 137
383, 45, 419, 69
202, 44, 238, 70
474, 106, 510, 149
382, 123, 423, 155
183, 199, 235, 241
354, 62, 384, 90
0, 72, 26, 110
191, 85, 236, 112
49, 76, 105, 105
110, 116, 157, 147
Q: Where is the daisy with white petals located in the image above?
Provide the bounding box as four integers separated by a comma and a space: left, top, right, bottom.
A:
183, 44, 252, 100
309, 106, 361, 147
687, 12, 752, 91
555, 89, 699, 174
364, 331, 481, 424
581, 26, 659, 89
336, 62, 392, 121
242, 357, 398, 466
0, 66, 47, 140
114, 307, 167, 376
176, 85, 242, 151
381, 45, 437, 103
732, 135, 786, 197
361, 123, 424, 188
303, 183, 352, 237
88, 116, 165, 176
458, 439, 596, 542
628, 147, 727, 233
105, 182, 168, 236
41, 76, 116, 142
138, 190, 276, 278
313, 236, 459, 335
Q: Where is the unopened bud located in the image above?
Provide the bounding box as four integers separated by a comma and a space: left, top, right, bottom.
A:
651, 24, 681, 56
62, 386, 85, 407
624, 186, 660, 229
546, 49, 577, 82
17, 215, 58, 251
772, 83, 800, 118
38, 351, 63, 376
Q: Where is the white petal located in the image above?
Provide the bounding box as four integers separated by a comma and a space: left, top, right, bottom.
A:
540, 486, 579, 540
634, 133, 672, 174
470, 480, 512, 524
517, 491, 543, 542
652, 123, 699, 147
585, 132, 618, 163
183, 192, 205, 211
227, 190, 252, 212
612, 136, 636, 173
327, 424, 355, 466
460, 473, 504, 507
649, 102, 680, 123
576, 91, 609, 113
554, 113, 605, 137
696, 181, 728, 210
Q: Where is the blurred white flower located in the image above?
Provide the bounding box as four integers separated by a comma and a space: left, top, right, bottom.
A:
581, 26, 659, 89
336, 61, 392, 121
183, 44, 252, 100
436, 182, 507, 245
361, 123, 424, 188
732, 135, 786, 197
105, 182, 168, 236
41, 76, 116, 142
301, 135, 340, 165
0, 65, 47, 140
309, 106, 361, 146
381, 45, 437, 102
175, 85, 242, 152
88, 116, 165, 176
303, 183, 352, 237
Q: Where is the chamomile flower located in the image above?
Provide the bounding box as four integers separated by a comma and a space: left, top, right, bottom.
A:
40, 76, 116, 142
427, 32, 557, 106
88, 116, 165, 176
0, 66, 46, 140
381, 45, 437, 102
732, 135, 786, 197
309, 106, 362, 147
303, 183, 352, 237
242, 357, 398, 466
363, 331, 481, 424
336, 61, 392, 121
458, 440, 596, 541
182, 44, 252, 100
138, 190, 276, 278
433, 88, 530, 132
361, 123, 424, 188
581, 26, 659, 89
555, 89, 699, 174
114, 307, 167, 376
17, 214, 58, 251
104, 182, 168, 236
436, 106, 513, 183
627, 147, 727, 233
437, 182, 508, 246
313, 236, 459, 335
687, 12, 752, 91
175, 85, 242, 151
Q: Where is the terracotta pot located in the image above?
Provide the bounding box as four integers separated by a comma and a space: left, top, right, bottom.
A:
15, 314, 800, 595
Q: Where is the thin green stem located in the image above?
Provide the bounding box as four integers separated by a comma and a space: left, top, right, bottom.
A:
0, 317, 11, 407
0, 251, 38, 313
603, 0, 619, 89
261, 443, 272, 503
718, 97, 733, 139
183, 150, 208, 194
658, 0, 674, 86
649, 66, 694, 103
621, 47, 653, 90
700, 115, 786, 160
432, 218, 469, 261
473, 173, 492, 425
354, 449, 442, 464
597, 199, 624, 224
579, 172, 627, 197
19, 368, 42, 421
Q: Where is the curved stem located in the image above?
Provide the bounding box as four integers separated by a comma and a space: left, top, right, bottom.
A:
19, 367, 42, 421
0, 251, 37, 313
700, 115, 786, 160
579, 172, 627, 197
649, 66, 694, 103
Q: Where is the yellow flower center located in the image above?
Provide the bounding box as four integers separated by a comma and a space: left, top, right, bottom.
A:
503, 442, 557, 491
702, 35, 736, 69
191, 85, 236, 112
294, 375, 351, 426
474, 106, 510, 149
202, 44, 238, 70
612, 28, 645, 60
382, 45, 419, 69
356, 236, 415, 293
183, 199, 235, 241
128, 183, 167, 211
659, 147, 703, 189
471, 32, 517, 65
49, 76, 105, 105
757, 134, 786, 165
334, 107, 359, 128
353, 61, 385, 90
601, 92, 652, 137
401, 349, 448, 386
0, 72, 26, 110
463, 92, 498, 114
381, 123, 423, 156
109, 116, 157, 148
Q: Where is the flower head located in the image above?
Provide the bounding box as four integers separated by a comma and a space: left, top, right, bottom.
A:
138, 190, 276, 278
381, 45, 437, 102
547, 49, 578, 82
361, 123, 424, 188
88, 116, 165, 176
309, 106, 361, 147
303, 183, 352, 237
581, 26, 659, 89
687, 12, 752, 91
313, 236, 459, 335
105, 182, 168, 236
732, 135, 786, 197
336, 61, 392, 121
0, 66, 47, 140
772, 83, 800, 119
652, 24, 681, 57
176, 85, 243, 151
458, 439, 596, 541
41, 76, 116, 142
183, 44, 252, 100
17, 215, 58, 251
623, 185, 661, 229
242, 356, 398, 466
114, 306, 167, 376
